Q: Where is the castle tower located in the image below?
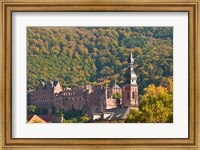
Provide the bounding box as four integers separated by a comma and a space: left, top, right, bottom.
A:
122, 51, 139, 108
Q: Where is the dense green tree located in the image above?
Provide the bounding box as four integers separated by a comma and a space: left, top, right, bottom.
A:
27, 27, 173, 94
125, 80, 173, 123
63, 115, 90, 123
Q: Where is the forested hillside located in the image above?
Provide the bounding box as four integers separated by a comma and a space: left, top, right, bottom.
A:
27, 27, 173, 94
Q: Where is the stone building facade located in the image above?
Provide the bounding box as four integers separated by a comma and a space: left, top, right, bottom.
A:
27, 52, 139, 119
27, 80, 63, 114
28, 82, 121, 115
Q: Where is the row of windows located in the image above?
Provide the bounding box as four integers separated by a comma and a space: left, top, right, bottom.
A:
63, 92, 85, 96
35, 95, 53, 99
54, 97, 83, 103
36, 101, 51, 107
66, 97, 82, 101
55, 99, 62, 103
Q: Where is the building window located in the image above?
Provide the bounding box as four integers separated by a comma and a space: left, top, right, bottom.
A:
127, 92, 129, 99
132, 91, 135, 99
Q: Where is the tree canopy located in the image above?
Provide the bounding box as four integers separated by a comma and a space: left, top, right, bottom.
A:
125, 78, 173, 123
27, 27, 173, 95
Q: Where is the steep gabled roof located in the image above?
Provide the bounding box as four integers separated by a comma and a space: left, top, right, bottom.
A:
27, 114, 47, 123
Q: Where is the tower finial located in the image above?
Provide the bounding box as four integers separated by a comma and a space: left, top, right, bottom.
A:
130, 50, 134, 63
114, 80, 117, 86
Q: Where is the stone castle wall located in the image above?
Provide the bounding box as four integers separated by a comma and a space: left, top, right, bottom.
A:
28, 82, 120, 115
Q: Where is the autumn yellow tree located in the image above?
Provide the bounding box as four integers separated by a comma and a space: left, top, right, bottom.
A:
125, 81, 173, 123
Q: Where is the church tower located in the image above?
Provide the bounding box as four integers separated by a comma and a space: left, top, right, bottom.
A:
122, 51, 139, 108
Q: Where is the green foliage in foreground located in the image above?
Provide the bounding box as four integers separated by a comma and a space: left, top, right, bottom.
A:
63, 107, 82, 120
54, 106, 90, 123
125, 78, 173, 123
112, 92, 122, 99
63, 115, 90, 123
27, 105, 37, 114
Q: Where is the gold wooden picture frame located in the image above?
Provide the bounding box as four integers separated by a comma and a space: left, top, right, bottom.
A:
0, 0, 199, 149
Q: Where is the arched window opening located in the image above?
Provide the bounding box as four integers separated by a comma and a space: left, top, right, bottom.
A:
132, 91, 135, 99
127, 92, 129, 99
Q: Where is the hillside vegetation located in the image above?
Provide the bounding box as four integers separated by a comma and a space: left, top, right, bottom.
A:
27, 27, 173, 94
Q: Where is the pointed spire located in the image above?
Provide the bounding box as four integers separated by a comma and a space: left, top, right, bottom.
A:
127, 49, 134, 64
114, 80, 117, 86
125, 49, 137, 86
130, 51, 134, 63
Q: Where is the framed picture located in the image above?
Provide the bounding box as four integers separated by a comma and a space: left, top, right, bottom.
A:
0, 0, 199, 149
